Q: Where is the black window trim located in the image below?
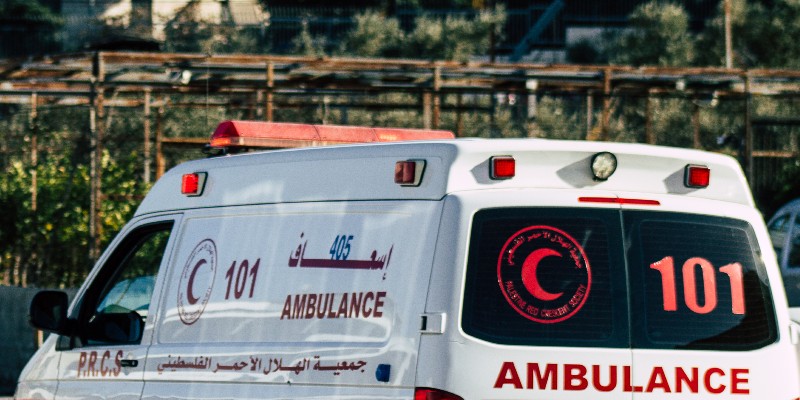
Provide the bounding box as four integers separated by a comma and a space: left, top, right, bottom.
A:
63, 220, 175, 350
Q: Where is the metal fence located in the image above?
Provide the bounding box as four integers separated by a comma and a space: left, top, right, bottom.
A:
1, 52, 800, 287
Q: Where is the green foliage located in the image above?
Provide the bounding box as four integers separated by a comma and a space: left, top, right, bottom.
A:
529, 96, 587, 140
566, 39, 603, 65
694, 0, 749, 67
337, 12, 404, 57
328, 6, 505, 61
402, 15, 446, 59
291, 21, 328, 57
0, 0, 62, 57
0, 106, 150, 288
400, 0, 477, 9
0, 0, 61, 25
436, 93, 524, 138
401, 6, 504, 61
692, 0, 800, 68
604, 1, 694, 67
740, 0, 800, 68
643, 98, 694, 147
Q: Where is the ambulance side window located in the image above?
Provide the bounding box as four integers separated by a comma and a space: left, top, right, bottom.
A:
76, 222, 173, 347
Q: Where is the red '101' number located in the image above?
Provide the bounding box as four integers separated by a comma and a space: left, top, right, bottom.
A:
650, 256, 745, 315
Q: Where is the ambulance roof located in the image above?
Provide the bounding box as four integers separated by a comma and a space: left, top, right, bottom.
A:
134, 138, 753, 217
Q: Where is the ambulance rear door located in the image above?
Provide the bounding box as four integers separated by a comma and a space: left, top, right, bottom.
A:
624, 199, 798, 400
419, 190, 634, 400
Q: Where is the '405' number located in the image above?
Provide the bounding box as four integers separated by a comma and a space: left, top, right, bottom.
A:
329, 235, 354, 260
650, 256, 745, 315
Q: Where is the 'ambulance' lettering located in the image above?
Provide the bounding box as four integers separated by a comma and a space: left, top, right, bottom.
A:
280, 291, 386, 320
493, 362, 749, 395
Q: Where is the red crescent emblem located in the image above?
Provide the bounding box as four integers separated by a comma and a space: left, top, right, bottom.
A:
521, 248, 564, 301
186, 259, 207, 305
177, 239, 217, 325
497, 225, 591, 324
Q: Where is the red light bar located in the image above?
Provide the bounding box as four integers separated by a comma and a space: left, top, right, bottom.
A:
684, 164, 711, 188
210, 121, 455, 149
181, 172, 207, 196
579, 197, 660, 206
490, 156, 515, 180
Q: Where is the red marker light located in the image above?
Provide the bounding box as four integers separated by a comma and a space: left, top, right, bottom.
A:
414, 388, 463, 400
490, 156, 515, 180
579, 196, 660, 206
395, 160, 426, 186
685, 165, 711, 188
181, 172, 207, 196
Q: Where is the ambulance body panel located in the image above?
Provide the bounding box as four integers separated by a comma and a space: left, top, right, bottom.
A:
141, 201, 442, 400
16, 126, 800, 400
14, 335, 60, 399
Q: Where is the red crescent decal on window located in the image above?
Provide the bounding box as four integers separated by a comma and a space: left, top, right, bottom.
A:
497, 226, 591, 324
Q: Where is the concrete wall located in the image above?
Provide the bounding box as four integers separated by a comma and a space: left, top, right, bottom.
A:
0, 286, 75, 396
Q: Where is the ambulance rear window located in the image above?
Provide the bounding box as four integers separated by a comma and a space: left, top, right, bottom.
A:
462, 208, 777, 351
462, 208, 629, 348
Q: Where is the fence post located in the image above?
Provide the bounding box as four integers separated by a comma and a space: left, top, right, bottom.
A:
266, 62, 274, 122
89, 52, 105, 262
29, 93, 38, 215
156, 97, 166, 180
422, 92, 432, 130
432, 66, 441, 130
143, 88, 152, 184
600, 67, 612, 141
585, 90, 594, 139
456, 93, 463, 137
744, 73, 754, 188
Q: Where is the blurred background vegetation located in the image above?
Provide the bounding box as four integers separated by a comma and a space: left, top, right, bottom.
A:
2, 0, 800, 288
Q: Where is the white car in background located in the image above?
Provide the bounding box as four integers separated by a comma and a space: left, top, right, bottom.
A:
767, 198, 800, 321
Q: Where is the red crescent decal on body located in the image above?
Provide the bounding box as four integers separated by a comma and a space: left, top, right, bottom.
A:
186, 259, 207, 305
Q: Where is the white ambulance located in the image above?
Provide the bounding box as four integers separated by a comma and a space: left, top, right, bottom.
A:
16, 121, 800, 400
